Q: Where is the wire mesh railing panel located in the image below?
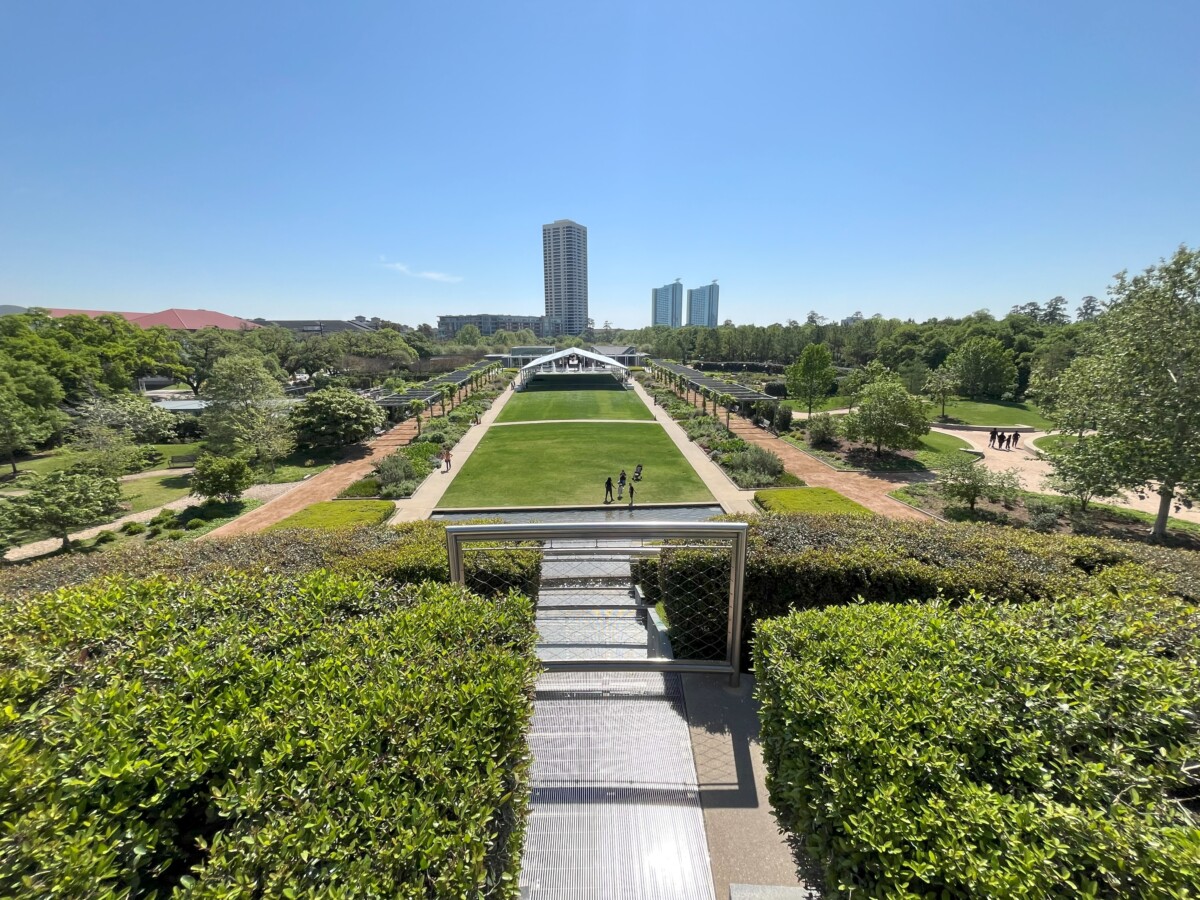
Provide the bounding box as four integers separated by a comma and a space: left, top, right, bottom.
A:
446, 522, 748, 684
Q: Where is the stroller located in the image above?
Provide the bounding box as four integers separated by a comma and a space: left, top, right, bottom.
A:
632, 464, 643, 482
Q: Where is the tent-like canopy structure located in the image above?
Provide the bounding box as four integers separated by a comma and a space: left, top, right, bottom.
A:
517, 347, 629, 388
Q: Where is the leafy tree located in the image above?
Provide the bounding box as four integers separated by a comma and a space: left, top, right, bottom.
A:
841, 380, 929, 455
785, 343, 837, 416
76, 393, 176, 443
11, 471, 123, 550
408, 399, 427, 436
1076, 295, 1103, 321
189, 453, 253, 503
1041, 296, 1070, 326
1043, 437, 1126, 511
944, 336, 1017, 400
1053, 245, 1200, 538
0, 371, 67, 476
67, 421, 146, 477
923, 366, 958, 419
939, 456, 1022, 510
456, 324, 484, 345
201, 355, 293, 469
0, 499, 14, 552
292, 387, 386, 448
176, 327, 242, 395
842, 360, 896, 411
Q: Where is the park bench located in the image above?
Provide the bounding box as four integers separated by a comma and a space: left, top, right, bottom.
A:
168, 454, 197, 468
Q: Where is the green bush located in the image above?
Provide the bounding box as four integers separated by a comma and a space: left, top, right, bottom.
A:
644, 515, 1200, 664
183, 517, 206, 530
166, 528, 185, 540
120, 521, 147, 535
91, 529, 117, 545
0, 572, 537, 897
807, 412, 839, 446
339, 475, 382, 498
0, 523, 542, 604
755, 590, 1200, 898
716, 444, 786, 488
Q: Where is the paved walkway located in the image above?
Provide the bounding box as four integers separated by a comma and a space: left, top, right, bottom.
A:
3, 481, 298, 562
941, 428, 1200, 525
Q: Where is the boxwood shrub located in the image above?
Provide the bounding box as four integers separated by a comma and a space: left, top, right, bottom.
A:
636, 515, 1200, 663
755, 588, 1200, 898
0, 572, 538, 897
0, 522, 541, 603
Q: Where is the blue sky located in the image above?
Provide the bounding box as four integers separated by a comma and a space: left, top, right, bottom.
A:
2, 1, 1197, 328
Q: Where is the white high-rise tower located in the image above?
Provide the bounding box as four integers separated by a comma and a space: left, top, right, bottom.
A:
542, 219, 589, 336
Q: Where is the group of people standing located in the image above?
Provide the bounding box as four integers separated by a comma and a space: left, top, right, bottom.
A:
603, 465, 643, 507
988, 429, 1020, 451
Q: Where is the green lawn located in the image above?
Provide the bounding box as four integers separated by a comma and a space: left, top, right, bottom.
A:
120, 473, 193, 514
1032, 434, 1078, 454
438, 422, 713, 508
497, 388, 653, 422
5, 441, 205, 480
930, 400, 1052, 429
755, 487, 872, 515
914, 431, 972, 467
255, 446, 344, 484
269, 500, 395, 530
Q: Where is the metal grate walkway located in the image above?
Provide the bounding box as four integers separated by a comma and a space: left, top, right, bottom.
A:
519, 542, 716, 899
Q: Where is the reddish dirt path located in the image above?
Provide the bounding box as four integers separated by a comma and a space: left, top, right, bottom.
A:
201, 392, 475, 539
671, 391, 932, 520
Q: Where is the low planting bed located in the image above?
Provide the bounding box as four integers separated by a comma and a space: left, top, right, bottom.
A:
269, 500, 395, 530
756, 588, 1200, 897
0, 571, 538, 896
785, 428, 972, 473
755, 487, 872, 515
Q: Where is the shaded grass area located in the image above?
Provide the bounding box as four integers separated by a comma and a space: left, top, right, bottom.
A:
268, 500, 395, 531
786, 430, 971, 472
497, 388, 653, 423
755, 487, 873, 515
1032, 433, 1078, 453
5, 441, 205, 480
782, 394, 856, 414
931, 399, 1052, 429
120, 473, 193, 515
438, 422, 713, 508
254, 446, 343, 484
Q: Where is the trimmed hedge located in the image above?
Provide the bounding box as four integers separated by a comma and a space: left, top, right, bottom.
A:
0, 522, 542, 604
755, 589, 1200, 898
0, 572, 538, 897
268, 500, 395, 531
634, 515, 1200, 663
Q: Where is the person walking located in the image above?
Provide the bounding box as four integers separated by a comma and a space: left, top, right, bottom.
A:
604, 476, 614, 503
628, 482, 635, 509
988, 428, 997, 449
1011, 432, 1020, 449
618, 469, 627, 499
443, 450, 453, 472
996, 431, 1006, 450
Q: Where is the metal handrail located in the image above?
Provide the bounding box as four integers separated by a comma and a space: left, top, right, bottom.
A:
446, 521, 749, 686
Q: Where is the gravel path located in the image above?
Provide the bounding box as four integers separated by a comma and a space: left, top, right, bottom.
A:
3, 481, 300, 562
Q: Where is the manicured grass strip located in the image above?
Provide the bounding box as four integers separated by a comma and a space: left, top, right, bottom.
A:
269, 500, 394, 530
1032, 433, 1078, 453
930, 399, 1052, 429
120, 473, 193, 514
496, 388, 653, 422
438, 422, 713, 508
755, 487, 873, 515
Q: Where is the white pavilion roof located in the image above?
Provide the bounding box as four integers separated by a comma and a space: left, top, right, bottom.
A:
519, 347, 629, 372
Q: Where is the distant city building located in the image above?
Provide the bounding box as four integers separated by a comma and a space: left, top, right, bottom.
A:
1, 306, 260, 331
651, 280, 683, 328
263, 315, 382, 335
840, 311, 865, 327
543, 219, 588, 336
437, 313, 548, 340
686, 281, 720, 328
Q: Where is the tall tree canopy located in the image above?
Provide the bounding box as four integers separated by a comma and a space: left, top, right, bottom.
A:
1052, 245, 1200, 538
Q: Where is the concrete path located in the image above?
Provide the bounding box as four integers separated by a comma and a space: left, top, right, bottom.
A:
940, 427, 1200, 525
3, 481, 298, 562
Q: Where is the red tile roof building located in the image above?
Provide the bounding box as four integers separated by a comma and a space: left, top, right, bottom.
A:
40, 307, 260, 331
